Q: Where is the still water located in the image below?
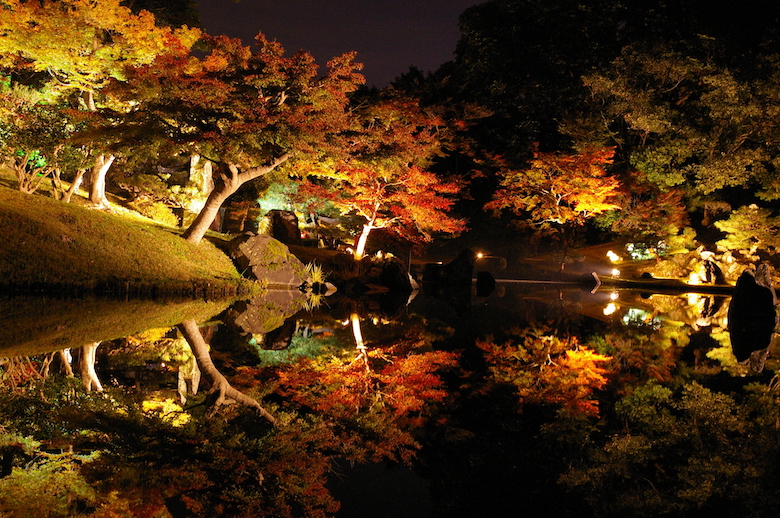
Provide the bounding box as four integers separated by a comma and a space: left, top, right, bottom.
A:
1, 253, 779, 518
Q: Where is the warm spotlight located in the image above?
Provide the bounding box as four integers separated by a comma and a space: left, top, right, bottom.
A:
603, 302, 617, 315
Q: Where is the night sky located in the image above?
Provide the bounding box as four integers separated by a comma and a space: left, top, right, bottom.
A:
197, 0, 481, 87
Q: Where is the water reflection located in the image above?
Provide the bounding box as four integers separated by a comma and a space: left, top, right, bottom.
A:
1, 262, 779, 517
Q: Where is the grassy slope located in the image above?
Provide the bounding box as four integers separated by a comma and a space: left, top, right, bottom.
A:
0, 184, 249, 291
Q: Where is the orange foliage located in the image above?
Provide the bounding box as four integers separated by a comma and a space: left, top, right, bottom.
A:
486, 146, 621, 232
295, 95, 466, 249
275, 343, 458, 463
477, 329, 613, 416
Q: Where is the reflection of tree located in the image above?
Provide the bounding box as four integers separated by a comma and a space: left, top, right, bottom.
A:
79, 342, 103, 392
177, 319, 277, 424
559, 381, 780, 517
0, 317, 458, 517
276, 322, 459, 462
477, 326, 612, 416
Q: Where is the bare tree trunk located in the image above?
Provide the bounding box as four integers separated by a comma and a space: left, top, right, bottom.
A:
63, 169, 86, 203
354, 224, 374, 260
177, 319, 277, 424
350, 312, 370, 370
88, 155, 115, 208
181, 168, 238, 245
59, 349, 74, 377
79, 342, 103, 392
181, 154, 290, 245
177, 356, 201, 405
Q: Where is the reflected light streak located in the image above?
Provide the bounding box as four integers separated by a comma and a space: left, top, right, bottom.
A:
350, 313, 365, 349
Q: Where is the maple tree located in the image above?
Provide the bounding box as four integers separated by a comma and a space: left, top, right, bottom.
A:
99, 33, 363, 244
485, 146, 621, 235
477, 326, 612, 416
0, 0, 200, 206
275, 322, 459, 463
295, 93, 466, 258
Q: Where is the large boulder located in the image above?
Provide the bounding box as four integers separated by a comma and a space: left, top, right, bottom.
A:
229, 233, 308, 287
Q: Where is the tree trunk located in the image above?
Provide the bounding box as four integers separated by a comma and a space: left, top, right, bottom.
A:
181, 154, 290, 245
180, 165, 239, 244
59, 349, 74, 377
88, 155, 115, 207
79, 342, 103, 392
177, 319, 277, 424
353, 223, 374, 260
63, 169, 86, 203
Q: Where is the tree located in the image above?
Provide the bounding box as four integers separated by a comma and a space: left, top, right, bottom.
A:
0, 89, 90, 196
99, 33, 364, 244
275, 324, 459, 463
296, 93, 466, 258
560, 381, 780, 517
485, 146, 620, 235
714, 204, 780, 257
476, 326, 612, 416
0, 0, 200, 206
579, 46, 780, 204
177, 319, 276, 424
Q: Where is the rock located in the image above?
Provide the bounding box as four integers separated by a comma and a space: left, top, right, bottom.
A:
228, 233, 308, 287
225, 289, 308, 336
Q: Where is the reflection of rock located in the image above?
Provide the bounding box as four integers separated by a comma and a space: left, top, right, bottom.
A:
229, 233, 308, 287
421, 249, 476, 312
728, 264, 777, 373
259, 318, 296, 350
226, 289, 310, 336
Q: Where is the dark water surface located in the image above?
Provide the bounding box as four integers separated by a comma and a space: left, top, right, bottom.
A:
1, 264, 779, 517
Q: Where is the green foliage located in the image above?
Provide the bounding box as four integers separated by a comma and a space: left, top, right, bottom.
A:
562, 381, 780, 517
715, 204, 780, 256
125, 197, 179, 227
252, 330, 351, 367
107, 330, 193, 368
0, 449, 100, 518
578, 45, 780, 215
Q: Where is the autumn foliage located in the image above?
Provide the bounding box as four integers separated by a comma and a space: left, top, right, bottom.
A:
486, 146, 621, 234
295, 94, 466, 257
275, 337, 459, 462
477, 327, 613, 416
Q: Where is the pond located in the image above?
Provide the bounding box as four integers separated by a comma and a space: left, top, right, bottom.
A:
1, 246, 779, 518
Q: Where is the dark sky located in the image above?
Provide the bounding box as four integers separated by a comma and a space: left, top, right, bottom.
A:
196, 0, 481, 87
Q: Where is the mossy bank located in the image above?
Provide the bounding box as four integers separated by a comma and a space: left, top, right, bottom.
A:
0, 186, 259, 298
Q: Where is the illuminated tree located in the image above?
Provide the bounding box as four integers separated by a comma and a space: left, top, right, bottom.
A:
714, 204, 780, 257
276, 324, 459, 462
297, 94, 466, 259
485, 146, 621, 235
0, 0, 200, 206
581, 47, 780, 203
0, 85, 90, 196
99, 33, 363, 244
